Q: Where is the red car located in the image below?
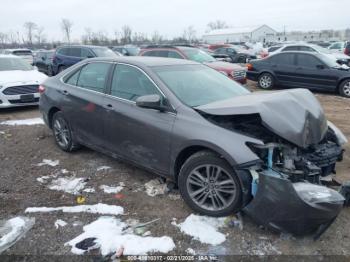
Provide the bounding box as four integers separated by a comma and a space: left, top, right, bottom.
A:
139, 45, 247, 84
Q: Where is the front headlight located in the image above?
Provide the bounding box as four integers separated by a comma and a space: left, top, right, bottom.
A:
328, 121, 348, 145
293, 182, 344, 204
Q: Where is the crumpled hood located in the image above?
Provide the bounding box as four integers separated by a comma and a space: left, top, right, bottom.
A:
0, 70, 47, 86
196, 89, 328, 148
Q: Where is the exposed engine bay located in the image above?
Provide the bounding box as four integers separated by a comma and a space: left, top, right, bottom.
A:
205, 113, 344, 184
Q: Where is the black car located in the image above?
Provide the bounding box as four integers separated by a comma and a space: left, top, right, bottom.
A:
212, 46, 257, 63
52, 45, 117, 75
247, 51, 350, 97
39, 56, 347, 236
34, 50, 54, 76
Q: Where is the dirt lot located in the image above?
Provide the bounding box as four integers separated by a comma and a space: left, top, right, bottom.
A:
0, 81, 350, 260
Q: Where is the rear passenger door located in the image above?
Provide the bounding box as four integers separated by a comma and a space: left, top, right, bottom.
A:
102, 63, 176, 173
62, 62, 112, 148
66, 47, 84, 66
269, 53, 297, 86
294, 53, 338, 90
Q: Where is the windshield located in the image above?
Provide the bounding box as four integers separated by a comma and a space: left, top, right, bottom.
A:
311, 45, 332, 54
92, 47, 118, 57
126, 47, 140, 56
182, 49, 216, 63
153, 64, 250, 107
319, 53, 341, 67
0, 57, 33, 71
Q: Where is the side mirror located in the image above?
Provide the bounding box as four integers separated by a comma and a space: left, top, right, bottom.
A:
316, 64, 325, 69
136, 94, 164, 111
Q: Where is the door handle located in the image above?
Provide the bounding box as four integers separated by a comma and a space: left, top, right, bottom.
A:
105, 104, 113, 109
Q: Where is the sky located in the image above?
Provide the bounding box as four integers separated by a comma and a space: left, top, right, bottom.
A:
0, 0, 349, 42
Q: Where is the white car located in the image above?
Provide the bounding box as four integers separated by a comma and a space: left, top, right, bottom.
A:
3, 49, 34, 65
0, 55, 47, 108
268, 43, 350, 66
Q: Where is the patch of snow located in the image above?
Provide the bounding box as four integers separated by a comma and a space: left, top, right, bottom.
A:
186, 248, 196, 255
100, 183, 124, 194
174, 214, 226, 245
36, 175, 52, 183
65, 216, 175, 256
36, 159, 60, 167
61, 169, 69, 174
0, 118, 44, 126
0, 131, 5, 134
145, 179, 168, 197
96, 166, 111, 171
0, 217, 35, 253
55, 219, 67, 229
25, 203, 124, 216
48, 176, 87, 195
83, 187, 95, 193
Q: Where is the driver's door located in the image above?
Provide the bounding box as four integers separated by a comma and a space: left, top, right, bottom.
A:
102, 63, 176, 173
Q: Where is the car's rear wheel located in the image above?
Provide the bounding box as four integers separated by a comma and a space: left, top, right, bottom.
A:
52, 112, 80, 152
339, 79, 350, 98
258, 72, 274, 89
178, 151, 242, 217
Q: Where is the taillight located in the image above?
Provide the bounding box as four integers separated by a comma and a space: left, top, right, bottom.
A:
246, 63, 253, 71
345, 48, 350, 56
38, 85, 45, 94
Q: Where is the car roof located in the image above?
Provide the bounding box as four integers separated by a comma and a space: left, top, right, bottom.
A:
86, 56, 199, 67
270, 51, 322, 57
57, 45, 108, 49
0, 54, 21, 58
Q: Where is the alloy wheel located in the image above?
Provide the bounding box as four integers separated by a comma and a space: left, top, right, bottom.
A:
186, 164, 237, 211
259, 75, 272, 88
53, 118, 70, 148
343, 81, 350, 97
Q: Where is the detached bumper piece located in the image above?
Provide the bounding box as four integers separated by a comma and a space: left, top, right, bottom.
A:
243, 170, 344, 237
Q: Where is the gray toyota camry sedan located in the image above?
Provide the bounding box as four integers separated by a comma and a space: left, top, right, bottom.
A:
39, 56, 348, 236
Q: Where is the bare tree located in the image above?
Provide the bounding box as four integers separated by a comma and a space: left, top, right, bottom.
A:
207, 20, 229, 31
81, 27, 93, 44
121, 25, 132, 44
61, 19, 73, 44
151, 31, 162, 43
8, 31, 18, 45
23, 21, 37, 46
182, 26, 196, 43
0, 32, 8, 47
35, 26, 46, 45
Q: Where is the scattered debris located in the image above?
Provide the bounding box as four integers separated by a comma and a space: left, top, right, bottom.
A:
83, 187, 95, 193
76, 196, 86, 204
36, 159, 60, 167
48, 177, 87, 195
224, 214, 243, 230
174, 214, 226, 245
96, 166, 111, 171
75, 237, 100, 251
65, 216, 175, 255
168, 193, 181, 201
114, 193, 125, 200
61, 169, 69, 174
0, 118, 44, 126
0, 217, 35, 254
145, 179, 169, 197
100, 183, 124, 194
54, 219, 68, 229
25, 203, 124, 216
122, 218, 160, 235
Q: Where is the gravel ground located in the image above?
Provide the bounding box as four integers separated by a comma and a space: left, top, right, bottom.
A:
0, 81, 350, 260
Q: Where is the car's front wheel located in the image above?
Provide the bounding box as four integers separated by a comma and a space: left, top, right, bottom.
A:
178, 151, 242, 217
339, 79, 350, 98
52, 112, 80, 152
258, 72, 274, 89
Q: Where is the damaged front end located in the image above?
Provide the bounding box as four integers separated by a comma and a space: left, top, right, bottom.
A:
196, 89, 348, 237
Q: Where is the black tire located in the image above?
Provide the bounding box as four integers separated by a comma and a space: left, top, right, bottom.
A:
178, 150, 242, 217
52, 111, 80, 152
339, 79, 350, 98
258, 72, 274, 90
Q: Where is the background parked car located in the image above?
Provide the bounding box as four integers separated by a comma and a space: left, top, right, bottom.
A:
267, 43, 350, 65
139, 45, 247, 84
34, 50, 55, 76
328, 41, 350, 56
0, 55, 47, 108
212, 45, 257, 63
111, 45, 140, 56
52, 45, 118, 75
246, 51, 350, 97
3, 49, 34, 65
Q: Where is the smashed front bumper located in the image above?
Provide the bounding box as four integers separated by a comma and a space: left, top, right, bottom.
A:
243, 170, 345, 237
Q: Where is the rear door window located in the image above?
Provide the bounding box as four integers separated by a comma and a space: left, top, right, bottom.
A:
57, 48, 69, 56
76, 62, 111, 93
168, 51, 183, 59
296, 54, 322, 68
69, 48, 82, 57
110, 64, 161, 101
270, 53, 295, 65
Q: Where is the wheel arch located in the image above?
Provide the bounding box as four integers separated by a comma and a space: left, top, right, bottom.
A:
337, 77, 350, 90
48, 107, 61, 128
